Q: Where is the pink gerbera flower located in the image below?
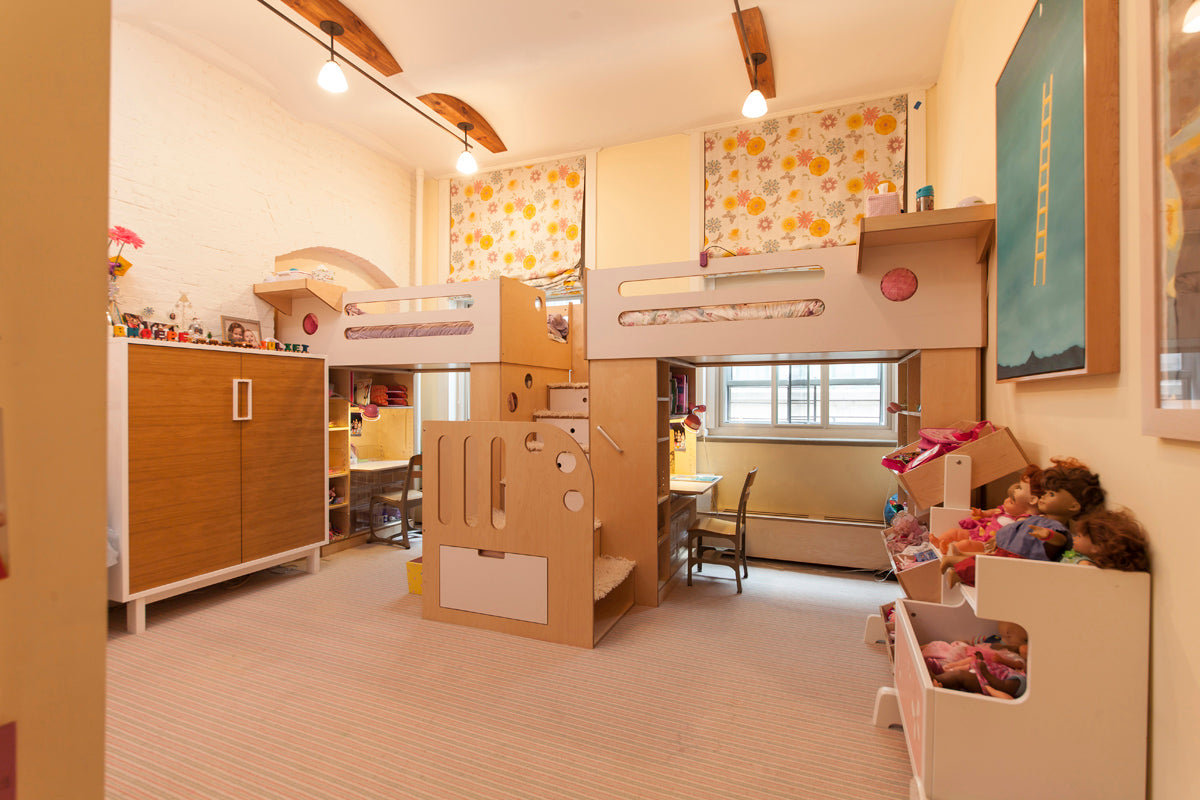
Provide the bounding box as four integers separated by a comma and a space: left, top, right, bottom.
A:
108, 226, 144, 250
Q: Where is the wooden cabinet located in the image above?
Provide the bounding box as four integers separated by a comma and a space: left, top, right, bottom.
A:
109, 340, 326, 632
895, 349, 981, 446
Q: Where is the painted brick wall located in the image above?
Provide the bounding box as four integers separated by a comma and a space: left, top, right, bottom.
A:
109, 21, 414, 338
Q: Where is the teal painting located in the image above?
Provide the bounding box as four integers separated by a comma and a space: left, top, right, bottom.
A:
996, 0, 1087, 379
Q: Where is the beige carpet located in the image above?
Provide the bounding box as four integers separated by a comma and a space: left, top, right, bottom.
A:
107, 546, 910, 799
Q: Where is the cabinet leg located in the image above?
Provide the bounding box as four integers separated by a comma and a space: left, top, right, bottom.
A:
303, 548, 320, 574
864, 613, 888, 644
872, 686, 902, 729
125, 599, 146, 635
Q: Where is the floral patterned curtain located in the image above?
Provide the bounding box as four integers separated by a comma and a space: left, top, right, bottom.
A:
703, 94, 907, 254
449, 156, 585, 294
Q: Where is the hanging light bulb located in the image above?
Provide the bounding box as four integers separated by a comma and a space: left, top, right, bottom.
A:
317, 21, 348, 93
742, 52, 767, 118
1185, 1, 1200, 33
456, 121, 478, 174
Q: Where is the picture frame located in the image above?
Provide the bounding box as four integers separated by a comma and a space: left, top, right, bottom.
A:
994, 0, 1119, 381
220, 315, 262, 346
122, 312, 145, 331
1143, 0, 1200, 440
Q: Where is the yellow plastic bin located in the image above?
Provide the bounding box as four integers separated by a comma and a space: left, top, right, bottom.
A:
407, 556, 423, 595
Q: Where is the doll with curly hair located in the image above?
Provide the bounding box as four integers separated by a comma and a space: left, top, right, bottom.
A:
1064, 507, 1150, 571
942, 457, 1106, 586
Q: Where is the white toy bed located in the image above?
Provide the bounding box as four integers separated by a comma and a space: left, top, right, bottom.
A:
275, 276, 571, 371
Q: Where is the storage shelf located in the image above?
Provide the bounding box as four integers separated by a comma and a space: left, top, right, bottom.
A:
856, 204, 996, 272
328, 425, 350, 431
328, 470, 350, 478
253, 278, 346, 315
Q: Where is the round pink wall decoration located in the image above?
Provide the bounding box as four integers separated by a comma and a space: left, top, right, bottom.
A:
881, 268, 918, 301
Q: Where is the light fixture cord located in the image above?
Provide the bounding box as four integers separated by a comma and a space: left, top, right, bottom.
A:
254, 0, 465, 145
732, 0, 758, 90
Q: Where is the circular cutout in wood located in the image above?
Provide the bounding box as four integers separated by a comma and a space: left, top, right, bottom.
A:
562, 490, 584, 512
524, 373, 533, 389
556, 452, 577, 473
881, 268, 918, 301
302, 313, 319, 334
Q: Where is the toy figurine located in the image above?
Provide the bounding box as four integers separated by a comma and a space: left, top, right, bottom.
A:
942, 457, 1105, 586
924, 621, 1029, 699
1065, 507, 1150, 572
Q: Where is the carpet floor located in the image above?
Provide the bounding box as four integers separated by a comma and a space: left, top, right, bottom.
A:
107, 545, 910, 799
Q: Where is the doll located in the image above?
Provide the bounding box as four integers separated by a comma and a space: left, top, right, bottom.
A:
931, 465, 1045, 555
942, 457, 1105, 586
1065, 507, 1150, 572
924, 622, 1029, 698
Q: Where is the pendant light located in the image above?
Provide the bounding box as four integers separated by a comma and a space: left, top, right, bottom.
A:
456, 122, 478, 174
1186, 1, 1200, 33
742, 52, 768, 119
317, 20, 349, 93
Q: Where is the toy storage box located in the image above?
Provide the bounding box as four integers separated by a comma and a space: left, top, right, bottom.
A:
885, 425, 1029, 512
407, 557, 423, 595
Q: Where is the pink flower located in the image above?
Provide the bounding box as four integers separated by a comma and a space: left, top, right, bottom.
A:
796, 148, 815, 166
736, 189, 752, 207
862, 107, 881, 125
888, 136, 905, 154
737, 130, 752, 146
108, 226, 144, 249
864, 171, 881, 190
821, 177, 838, 194
797, 211, 816, 228
757, 216, 773, 232
820, 113, 838, 130
757, 155, 774, 172
704, 137, 716, 152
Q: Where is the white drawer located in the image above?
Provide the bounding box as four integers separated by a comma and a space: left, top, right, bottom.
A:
439, 545, 548, 624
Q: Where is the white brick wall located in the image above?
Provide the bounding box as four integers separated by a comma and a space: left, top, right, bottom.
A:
109, 21, 415, 339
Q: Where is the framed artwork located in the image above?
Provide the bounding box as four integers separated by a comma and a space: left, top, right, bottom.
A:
994, 0, 1119, 381
220, 315, 261, 346
1143, 0, 1200, 439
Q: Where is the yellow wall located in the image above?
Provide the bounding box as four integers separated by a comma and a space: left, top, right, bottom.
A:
935, 3, 1194, 795
0, 1, 110, 796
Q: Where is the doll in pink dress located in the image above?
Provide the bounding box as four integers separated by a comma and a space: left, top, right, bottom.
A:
923, 622, 1029, 699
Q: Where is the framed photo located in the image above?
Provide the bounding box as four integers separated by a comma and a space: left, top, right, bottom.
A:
994, 0, 1119, 381
220, 315, 261, 346
1143, 0, 1200, 439
122, 312, 145, 330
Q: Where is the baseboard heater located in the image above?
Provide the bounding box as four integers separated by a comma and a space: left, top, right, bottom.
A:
706, 511, 889, 571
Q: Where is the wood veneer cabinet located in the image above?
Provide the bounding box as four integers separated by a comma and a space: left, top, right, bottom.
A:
108, 340, 326, 633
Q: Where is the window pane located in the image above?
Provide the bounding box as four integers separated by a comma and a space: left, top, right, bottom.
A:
777, 365, 819, 425
828, 364, 883, 425
726, 385, 771, 423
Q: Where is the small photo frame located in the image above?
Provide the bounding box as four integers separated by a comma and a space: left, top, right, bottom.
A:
122, 312, 145, 330
220, 316, 261, 346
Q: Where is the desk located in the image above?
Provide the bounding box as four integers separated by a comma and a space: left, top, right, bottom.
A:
349, 460, 410, 532
669, 474, 722, 496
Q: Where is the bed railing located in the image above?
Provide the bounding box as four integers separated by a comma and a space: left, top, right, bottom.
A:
585, 243, 986, 361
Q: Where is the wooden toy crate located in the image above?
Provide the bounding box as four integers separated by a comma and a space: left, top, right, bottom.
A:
886, 425, 1029, 512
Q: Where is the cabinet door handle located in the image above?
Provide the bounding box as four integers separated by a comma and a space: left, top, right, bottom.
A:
595, 424, 623, 453
233, 379, 253, 421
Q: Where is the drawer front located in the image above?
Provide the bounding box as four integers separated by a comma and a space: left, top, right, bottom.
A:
440, 545, 548, 624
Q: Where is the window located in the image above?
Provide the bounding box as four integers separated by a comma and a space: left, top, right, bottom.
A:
709, 363, 894, 441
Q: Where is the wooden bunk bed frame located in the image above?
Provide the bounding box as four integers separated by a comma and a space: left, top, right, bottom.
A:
274, 276, 571, 372
420, 421, 635, 648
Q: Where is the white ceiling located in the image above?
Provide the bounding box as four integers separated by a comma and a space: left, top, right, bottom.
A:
113, 0, 958, 178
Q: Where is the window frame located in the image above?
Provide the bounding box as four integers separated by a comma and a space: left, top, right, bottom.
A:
704, 362, 897, 443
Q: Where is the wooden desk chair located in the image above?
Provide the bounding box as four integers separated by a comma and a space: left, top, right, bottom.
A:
686, 467, 757, 594
368, 454, 423, 549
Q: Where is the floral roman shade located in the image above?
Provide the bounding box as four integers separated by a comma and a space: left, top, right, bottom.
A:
448, 156, 585, 294
703, 94, 907, 254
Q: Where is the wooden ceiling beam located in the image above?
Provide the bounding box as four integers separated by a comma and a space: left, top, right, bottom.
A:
418, 94, 508, 154
731, 6, 775, 99
280, 0, 402, 76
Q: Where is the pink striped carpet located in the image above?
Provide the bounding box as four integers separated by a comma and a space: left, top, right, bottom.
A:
107, 546, 911, 799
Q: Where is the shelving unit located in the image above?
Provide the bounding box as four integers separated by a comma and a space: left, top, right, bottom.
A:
856, 204, 996, 272
327, 368, 352, 550
253, 278, 345, 315
874, 556, 1149, 799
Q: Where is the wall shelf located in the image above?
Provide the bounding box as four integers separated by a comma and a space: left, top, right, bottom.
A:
856, 204, 996, 272
254, 278, 346, 315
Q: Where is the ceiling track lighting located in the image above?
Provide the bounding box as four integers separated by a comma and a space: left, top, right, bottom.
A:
732, 1, 773, 119
254, 0, 495, 171
456, 122, 478, 175
317, 20, 349, 93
